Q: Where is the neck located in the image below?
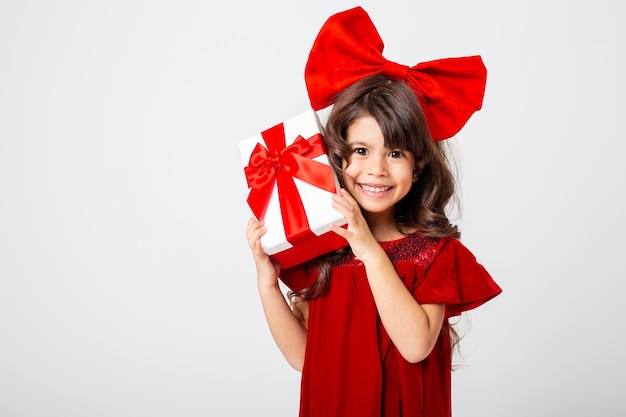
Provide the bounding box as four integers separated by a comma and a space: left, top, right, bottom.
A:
364, 211, 404, 242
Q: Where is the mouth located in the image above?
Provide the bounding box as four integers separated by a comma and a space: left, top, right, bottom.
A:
359, 184, 392, 193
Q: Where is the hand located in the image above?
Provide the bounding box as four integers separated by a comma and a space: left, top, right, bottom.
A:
330, 189, 379, 261
246, 217, 281, 289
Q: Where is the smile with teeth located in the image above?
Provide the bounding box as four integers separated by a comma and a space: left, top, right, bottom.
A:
359, 184, 392, 193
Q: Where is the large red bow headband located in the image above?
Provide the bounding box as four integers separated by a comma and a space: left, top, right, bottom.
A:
304, 6, 487, 141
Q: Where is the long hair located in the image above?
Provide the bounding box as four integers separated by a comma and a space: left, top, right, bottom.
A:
294, 74, 460, 298
325, 74, 459, 238
289, 74, 465, 355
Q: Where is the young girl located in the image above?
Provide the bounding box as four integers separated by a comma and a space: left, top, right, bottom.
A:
246, 7, 502, 417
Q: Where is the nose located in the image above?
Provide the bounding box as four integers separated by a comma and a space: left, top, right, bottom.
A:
366, 155, 387, 176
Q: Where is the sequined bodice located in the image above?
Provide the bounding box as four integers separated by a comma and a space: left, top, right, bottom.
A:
330, 233, 441, 268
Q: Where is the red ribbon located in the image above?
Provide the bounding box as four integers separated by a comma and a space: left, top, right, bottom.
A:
305, 6, 487, 141
244, 123, 337, 246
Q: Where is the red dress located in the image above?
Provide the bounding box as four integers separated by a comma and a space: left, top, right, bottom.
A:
279, 233, 502, 417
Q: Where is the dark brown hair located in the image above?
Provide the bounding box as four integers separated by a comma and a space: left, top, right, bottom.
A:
295, 74, 461, 301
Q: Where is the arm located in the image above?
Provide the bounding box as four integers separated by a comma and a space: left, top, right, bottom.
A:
246, 217, 308, 371
361, 245, 444, 363
330, 190, 444, 363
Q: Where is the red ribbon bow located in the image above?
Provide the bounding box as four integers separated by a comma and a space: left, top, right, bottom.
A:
244, 122, 337, 245
304, 6, 488, 140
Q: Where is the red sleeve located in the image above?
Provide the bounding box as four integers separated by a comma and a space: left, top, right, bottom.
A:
278, 264, 316, 293
413, 238, 502, 318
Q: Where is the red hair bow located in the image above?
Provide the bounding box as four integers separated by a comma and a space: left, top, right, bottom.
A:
304, 6, 488, 140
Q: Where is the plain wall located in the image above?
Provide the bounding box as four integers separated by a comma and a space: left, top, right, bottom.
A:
1, 1, 625, 416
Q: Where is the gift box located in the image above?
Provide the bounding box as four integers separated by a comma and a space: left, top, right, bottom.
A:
239, 109, 348, 269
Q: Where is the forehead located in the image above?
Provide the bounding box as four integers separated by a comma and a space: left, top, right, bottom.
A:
346, 116, 384, 145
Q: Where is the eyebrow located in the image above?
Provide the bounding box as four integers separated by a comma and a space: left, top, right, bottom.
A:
347, 140, 370, 146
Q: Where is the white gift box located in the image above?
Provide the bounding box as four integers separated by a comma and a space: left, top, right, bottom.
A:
239, 109, 347, 269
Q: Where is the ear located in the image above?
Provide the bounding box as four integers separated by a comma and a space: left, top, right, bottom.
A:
412, 167, 419, 182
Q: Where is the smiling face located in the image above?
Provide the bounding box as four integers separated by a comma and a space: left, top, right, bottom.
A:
342, 115, 417, 223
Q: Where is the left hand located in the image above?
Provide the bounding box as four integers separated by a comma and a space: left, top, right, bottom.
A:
330, 188, 379, 261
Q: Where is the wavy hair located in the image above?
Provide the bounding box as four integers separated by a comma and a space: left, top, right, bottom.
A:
292, 74, 461, 300
288, 74, 467, 356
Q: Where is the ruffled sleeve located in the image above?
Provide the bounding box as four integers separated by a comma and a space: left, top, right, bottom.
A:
413, 238, 502, 318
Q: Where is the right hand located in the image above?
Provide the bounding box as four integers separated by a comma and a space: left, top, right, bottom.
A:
246, 217, 281, 289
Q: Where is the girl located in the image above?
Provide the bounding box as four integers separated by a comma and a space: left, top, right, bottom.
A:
246, 7, 501, 417
246, 75, 502, 417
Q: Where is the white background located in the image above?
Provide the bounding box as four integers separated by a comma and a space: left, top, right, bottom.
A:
1, 1, 625, 416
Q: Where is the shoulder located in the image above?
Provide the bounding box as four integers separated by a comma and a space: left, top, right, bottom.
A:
382, 232, 444, 268
278, 262, 318, 293
424, 237, 503, 317
430, 237, 490, 272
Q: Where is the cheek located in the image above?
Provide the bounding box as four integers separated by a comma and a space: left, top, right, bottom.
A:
342, 159, 357, 177
396, 164, 418, 185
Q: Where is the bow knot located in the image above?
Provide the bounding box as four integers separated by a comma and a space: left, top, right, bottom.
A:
305, 7, 487, 140
250, 140, 304, 172
244, 123, 337, 245
383, 60, 410, 81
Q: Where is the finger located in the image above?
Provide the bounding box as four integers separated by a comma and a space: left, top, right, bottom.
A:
332, 193, 354, 216
251, 240, 273, 266
336, 190, 362, 216
330, 223, 348, 239
252, 239, 266, 257
247, 226, 267, 251
246, 216, 263, 233
333, 196, 364, 227
331, 194, 346, 215
339, 188, 359, 207
245, 217, 256, 236
246, 217, 265, 237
